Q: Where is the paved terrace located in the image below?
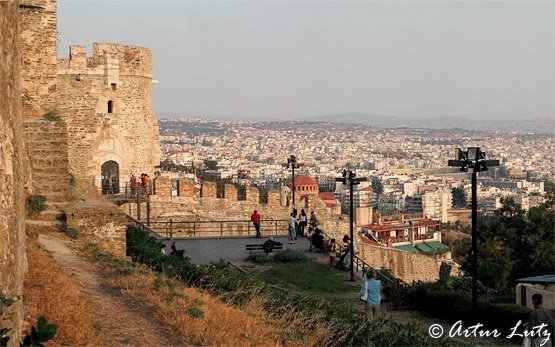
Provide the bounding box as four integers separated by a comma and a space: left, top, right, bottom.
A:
163, 236, 312, 264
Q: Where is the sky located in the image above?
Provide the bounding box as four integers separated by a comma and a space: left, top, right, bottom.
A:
58, 1, 554, 121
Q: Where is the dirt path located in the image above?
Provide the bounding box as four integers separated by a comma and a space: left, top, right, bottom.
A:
38, 234, 182, 346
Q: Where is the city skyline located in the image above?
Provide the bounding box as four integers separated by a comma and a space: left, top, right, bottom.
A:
58, 1, 554, 121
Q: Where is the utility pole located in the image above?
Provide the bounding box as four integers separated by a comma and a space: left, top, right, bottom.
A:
336, 169, 367, 281
448, 147, 499, 315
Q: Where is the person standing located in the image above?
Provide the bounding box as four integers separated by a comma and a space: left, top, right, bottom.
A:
140, 173, 146, 197
328, 238, 337, 267
107, 174, 114, 194
360, 269, 382, 319
288, 212, 297, 244
130, 173, 137, 196
309, 211, 318, 232
527, 293, 554, 347
143, 174, 151, 199
298, 209, 307, 237
251, 210, 262, 238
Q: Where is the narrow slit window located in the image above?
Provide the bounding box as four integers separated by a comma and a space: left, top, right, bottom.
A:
107, 100, 113, 113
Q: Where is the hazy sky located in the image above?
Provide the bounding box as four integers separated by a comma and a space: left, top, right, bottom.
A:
58, 1, 554, 120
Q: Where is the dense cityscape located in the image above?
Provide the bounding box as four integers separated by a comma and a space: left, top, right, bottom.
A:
160, 118, 554, 221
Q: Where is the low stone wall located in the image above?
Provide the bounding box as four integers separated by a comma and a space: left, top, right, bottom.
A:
359, 244, 441, 283
66, 181, 128, 258
66, 202, 127, 258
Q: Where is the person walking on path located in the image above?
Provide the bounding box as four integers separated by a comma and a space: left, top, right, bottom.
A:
359, 269, 382, 319
251, 210, 262, 238
288, 212, 297, 244
527, 293, 554, 347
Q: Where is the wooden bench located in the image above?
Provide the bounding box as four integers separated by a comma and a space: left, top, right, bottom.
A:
246, 243, 283, 255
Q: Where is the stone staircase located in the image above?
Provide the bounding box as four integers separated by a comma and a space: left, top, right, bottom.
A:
23, 118, 70, 234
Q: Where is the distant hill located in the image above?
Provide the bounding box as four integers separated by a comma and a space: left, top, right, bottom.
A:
157, 111, 553, 134
303, 113, 554, 134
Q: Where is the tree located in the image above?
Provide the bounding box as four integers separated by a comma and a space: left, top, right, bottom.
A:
455, 199, 555, 292
451, 187, 465, 208
204, 160, 218, 171
372, 178, 383, 194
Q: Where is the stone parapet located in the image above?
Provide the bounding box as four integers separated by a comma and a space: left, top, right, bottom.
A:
153, 176, 171, 196
246, 187, 259, 203
177, 179, 196, 197
224, 184, 237, 201
201, 181, 217, 198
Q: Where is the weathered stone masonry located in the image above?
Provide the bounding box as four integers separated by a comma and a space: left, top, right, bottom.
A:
1, 0, 27, 343
57, 43, 161, 187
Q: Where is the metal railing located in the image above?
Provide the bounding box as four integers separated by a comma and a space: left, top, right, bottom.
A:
98, 183, 153, 197
319, 229, 408, 287
148, 219, 289, 239
126, 214, 162, 238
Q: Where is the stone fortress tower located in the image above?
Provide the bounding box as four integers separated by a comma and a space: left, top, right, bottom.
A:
57, 43, 161, 188
18, 0, 160, 198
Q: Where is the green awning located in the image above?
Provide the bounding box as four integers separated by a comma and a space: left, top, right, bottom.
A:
394, 244, 420, 253
425, 241, 450, 250
415, 243, 434, 252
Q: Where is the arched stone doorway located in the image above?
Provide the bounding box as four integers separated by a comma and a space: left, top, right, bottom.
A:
101, 160, 119, 194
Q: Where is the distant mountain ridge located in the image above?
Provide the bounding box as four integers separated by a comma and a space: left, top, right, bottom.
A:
304, 113, 554, 134
157, 112, 554, 134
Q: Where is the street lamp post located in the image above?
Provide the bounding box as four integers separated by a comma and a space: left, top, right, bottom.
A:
448, 147, 499, 314
285, 155, 300, 211
336, 170, 367, 281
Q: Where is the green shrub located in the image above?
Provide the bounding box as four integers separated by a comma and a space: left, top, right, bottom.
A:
26, 195, 47, 216
187, 307, 204, 319
65, 227, 79, 240
245, 253, 269, 263
43, 110, 60, 122
272, 249, 307, 263
68, 174, 76, 188
407, 283, 531, 334
21, 316, 57, 347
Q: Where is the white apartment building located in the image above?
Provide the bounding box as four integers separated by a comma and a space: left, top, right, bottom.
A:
422, 189, 452, 223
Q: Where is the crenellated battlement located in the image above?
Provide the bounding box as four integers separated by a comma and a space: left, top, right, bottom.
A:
58, 43, 153, 79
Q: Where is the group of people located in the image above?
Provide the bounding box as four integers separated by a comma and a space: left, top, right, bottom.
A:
130, 173, 151, 199
287, 209, 318, 244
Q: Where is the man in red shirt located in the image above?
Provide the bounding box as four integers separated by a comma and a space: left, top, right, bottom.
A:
251, 210, 261, 238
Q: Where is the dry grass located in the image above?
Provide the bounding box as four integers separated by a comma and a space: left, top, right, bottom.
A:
23, 239, 105, 346
106, 273, 334, 346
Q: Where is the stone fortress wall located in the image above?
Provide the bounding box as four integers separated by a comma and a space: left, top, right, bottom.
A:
57, 43, 161, 187
1, 1, 27, 344
130, 179, 444, 283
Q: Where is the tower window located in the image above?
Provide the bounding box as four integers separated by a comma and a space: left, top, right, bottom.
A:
111, 83, 117, 91
107, 100, 113, 113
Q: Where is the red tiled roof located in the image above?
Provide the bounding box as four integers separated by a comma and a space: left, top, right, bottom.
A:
361, 235, 385, 247
318, 192, 337, 201
286, 175, 318, 187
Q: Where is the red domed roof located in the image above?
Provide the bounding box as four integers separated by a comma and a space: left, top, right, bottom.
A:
286, 175, 318, 187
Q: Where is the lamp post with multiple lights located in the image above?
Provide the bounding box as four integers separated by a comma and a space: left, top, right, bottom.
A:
285, 155, 300, 211
448, 147, 499, 314
336, 169, 367, 281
